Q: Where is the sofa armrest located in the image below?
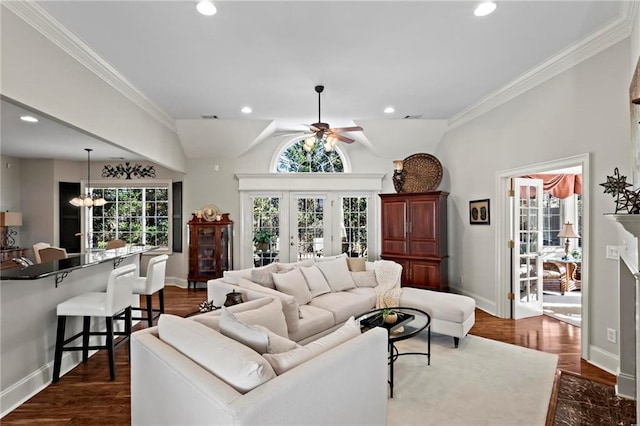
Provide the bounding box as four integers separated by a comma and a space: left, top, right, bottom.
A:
207, 279, 275, 307
131, 327, 388, 426
131, 330, 242, 426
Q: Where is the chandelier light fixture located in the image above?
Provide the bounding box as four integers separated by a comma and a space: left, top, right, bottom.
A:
70, 148, 107, 208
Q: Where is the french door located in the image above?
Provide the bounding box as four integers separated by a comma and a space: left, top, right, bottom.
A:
249, 192, 371, 266
512, 178, 544, 319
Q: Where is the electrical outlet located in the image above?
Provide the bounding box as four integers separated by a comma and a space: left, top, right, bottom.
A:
607, 328, 617, 343
606, 245, 619, 260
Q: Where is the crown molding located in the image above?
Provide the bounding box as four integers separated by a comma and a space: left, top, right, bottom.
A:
448, 5, 634, 130
4, 1, 177, 133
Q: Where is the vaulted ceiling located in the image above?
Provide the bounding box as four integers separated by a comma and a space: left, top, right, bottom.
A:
0, 1, 629, 161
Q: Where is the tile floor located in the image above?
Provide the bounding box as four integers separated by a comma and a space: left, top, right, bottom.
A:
553, 372, 636, 425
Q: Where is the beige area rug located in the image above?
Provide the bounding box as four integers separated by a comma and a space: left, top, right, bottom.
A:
388, 333, 558, 426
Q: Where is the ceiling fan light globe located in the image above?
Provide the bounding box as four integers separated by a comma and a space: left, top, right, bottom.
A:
69, 197, 83, 207
303, 144, 312, 152
94, 198, 107, 207
83, 197, 94, 207
324, 142, 333, 152
304, 137, 315, 147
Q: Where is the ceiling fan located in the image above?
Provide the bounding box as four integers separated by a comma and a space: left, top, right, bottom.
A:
300, 85, 363, 151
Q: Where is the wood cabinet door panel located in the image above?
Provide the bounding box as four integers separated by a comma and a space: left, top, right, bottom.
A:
381, 201, 406, 241
410, 261, 440, 290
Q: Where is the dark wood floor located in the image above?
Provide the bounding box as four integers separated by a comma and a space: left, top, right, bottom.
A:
1, 286, 616, 425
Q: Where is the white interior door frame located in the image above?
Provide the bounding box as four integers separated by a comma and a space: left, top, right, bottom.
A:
496, 153, 590, 358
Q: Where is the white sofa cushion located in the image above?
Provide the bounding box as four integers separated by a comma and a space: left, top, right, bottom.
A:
315, 257, 356, 292
250, 263, 279, 289
194, 297, 289, 338
219, 307, 270, 354
253, 325, 301, 354
157, 314, 276, 393
299, 265, 331, 298
275, 259, 315, 272
351, 270, 378, 287
309, 291, 374, 324
347, 287, 377, 307
273, 267, 313, 305
316, 253, 347, 262
222, 268, 253, 285
289, 304, 337, 342
263, 316, 360, 375
238, 278, 300, 333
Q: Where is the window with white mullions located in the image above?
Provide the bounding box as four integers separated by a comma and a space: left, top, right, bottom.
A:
88, 185, 169, 249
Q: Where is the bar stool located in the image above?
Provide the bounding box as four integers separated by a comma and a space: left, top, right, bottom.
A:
52, 264, 137, 383
130, 254, 168, 327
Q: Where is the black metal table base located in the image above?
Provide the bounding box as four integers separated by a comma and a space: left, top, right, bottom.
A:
388, 326, 431, 398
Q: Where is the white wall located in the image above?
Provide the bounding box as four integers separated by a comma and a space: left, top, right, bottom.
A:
1, 5, 187, 174
436, 39, 630, 355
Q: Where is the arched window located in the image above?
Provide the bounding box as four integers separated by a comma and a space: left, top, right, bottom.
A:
276, 139, 344, 173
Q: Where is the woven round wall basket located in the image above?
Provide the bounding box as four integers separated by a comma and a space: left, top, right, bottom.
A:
401, 153, 443, 193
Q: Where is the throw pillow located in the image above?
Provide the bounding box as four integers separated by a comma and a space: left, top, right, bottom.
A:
219, 307, 269, 354
299, 265, 331, 298
157, 314, 275, 393
346, 257, 366, 272
276, 259, 315, 272
250, 263, 279, 289
315, 257, 356, 292
316, 252, 348, 262
351, 270, 378, 287
262, 317, 360, 375
238, 278, 300, 333
193, 297, 287, 336
272, 267, 313, 305
254, 325, 301, 354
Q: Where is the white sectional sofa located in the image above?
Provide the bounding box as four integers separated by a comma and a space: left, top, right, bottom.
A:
131, 297, 388, 426
207, 256, 476, 347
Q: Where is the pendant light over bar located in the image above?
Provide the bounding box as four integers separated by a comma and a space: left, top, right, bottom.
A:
70, 148, 107, 208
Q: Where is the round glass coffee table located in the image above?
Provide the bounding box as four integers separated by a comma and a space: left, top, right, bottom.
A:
356, 307, 431, 398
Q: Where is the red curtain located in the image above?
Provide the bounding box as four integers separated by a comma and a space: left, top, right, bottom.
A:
520, 174, 582, 199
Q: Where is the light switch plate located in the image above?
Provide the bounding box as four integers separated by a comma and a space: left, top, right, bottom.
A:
606, 245, 619, 260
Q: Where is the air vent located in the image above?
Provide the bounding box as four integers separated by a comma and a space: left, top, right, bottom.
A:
201, 115, 218, 119
404, 115, 423, 119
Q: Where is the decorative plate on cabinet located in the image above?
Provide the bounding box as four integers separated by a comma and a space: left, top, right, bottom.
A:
401, 153, 443, 193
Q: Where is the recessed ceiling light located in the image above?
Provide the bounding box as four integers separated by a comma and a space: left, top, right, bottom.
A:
384, 107, 395, 114
241, 106, 252, 114
20, 115, 38, 123
474, 2, 497, 17
196, 0, 217, 16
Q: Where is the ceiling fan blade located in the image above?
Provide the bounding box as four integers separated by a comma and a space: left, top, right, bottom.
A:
330, 126, 363, 133
332, 133, 355, 144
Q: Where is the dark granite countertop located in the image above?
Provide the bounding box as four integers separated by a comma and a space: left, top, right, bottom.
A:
0, 245, 159, 281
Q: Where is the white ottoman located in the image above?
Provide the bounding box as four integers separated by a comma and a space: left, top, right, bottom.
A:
400, 287, 476, 347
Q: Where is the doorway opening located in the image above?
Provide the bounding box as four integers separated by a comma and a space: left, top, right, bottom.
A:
496, 153, 590, 359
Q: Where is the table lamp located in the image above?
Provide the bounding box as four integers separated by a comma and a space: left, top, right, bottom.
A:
0, 211, 23, 249
557, 222, 580, 260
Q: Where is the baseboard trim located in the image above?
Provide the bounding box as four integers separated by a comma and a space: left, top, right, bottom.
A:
616, 372, 636, 399
587, 344, 618, 376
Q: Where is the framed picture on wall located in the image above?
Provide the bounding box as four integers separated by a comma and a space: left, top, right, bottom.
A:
469, 199, 490, 225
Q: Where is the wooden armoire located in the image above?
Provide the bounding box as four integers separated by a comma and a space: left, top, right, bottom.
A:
379, 191, 449, 291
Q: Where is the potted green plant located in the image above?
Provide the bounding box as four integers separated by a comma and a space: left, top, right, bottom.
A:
253, 230, 273, 252
382, 308, 398, 324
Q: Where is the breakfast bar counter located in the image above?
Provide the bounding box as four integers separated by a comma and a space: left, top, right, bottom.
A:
0, 245, 159, 417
